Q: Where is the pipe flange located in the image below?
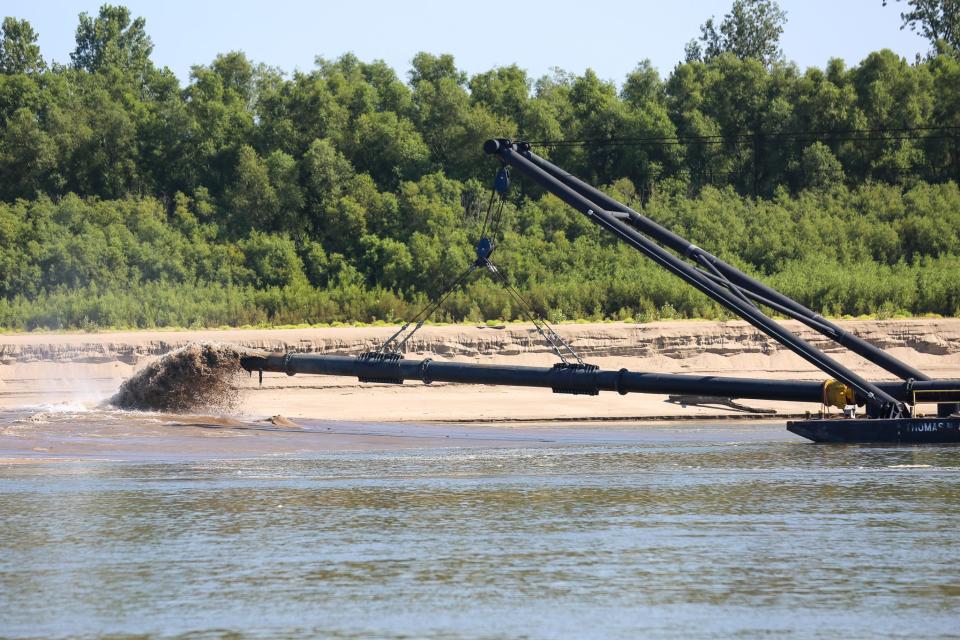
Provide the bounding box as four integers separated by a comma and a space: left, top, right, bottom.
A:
615, 368, 629, 395
419, 358, 433, 385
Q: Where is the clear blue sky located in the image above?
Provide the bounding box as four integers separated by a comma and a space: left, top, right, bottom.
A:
4, 0, 930, 83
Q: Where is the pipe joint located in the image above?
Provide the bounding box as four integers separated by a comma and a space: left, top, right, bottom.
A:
550, 362, 600, 396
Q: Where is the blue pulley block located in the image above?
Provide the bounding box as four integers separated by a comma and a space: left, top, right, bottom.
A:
494, 167, 510, 194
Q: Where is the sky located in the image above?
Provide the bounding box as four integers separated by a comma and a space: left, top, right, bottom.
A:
2, 0, 932, 84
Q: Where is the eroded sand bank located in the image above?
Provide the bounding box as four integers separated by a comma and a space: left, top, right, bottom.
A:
2, 320, 959, 459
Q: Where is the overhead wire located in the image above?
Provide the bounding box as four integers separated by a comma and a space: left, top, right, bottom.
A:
528, 125, 960, 148
525, 124, 960, 190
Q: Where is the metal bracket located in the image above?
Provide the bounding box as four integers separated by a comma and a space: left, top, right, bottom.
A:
550, 362, 600, 395
357, 351, 403, 384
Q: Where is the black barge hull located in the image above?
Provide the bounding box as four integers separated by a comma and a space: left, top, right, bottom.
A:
787, 417, 960, 444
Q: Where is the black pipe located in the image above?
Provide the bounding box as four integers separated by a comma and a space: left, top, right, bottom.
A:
241, 353, 960, 405
484, 139, 906, 418
520, 147, 930, 382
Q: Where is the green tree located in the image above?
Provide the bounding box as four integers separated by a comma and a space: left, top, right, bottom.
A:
226, 145, 278, 233
349, 111, 430, 188
0, 107, 55, 199
409, 52, 503, 181
302, 137, 355, 228
0, 17, 44, 74
256, 67, 348, 156
925, 49, 960, 180
359, 234, 414, 289
70, 4, 154, 77
409, 52, 466, 87
565, 69, 680, 189
621, 60, 664, 107
798, 142, 844, 189
885, 0, 960, 51
46, 73, 145, 198
264, 149, 304, 234
469, 65, 530, 124
238, 231, 305, 288
138, 68, 199, 196
184, 52, 258, 192
849, 49, 932, 182
686, 0, 788, 66
314, 53, 378, 125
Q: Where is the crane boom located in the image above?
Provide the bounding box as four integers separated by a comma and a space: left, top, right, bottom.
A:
519, 146, 929, 383
483, 138, 906, 419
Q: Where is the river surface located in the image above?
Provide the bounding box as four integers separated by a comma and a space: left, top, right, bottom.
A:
1, 419, 959, 639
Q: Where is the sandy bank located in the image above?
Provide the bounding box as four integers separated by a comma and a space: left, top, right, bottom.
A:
3, 319, 960, 422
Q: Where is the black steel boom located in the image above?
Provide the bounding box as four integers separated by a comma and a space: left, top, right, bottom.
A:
483, 138, 906, 418
519, 147, 929, 383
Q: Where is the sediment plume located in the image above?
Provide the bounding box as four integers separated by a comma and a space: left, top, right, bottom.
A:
265, 415, 301, 428
110, 342, 254, 412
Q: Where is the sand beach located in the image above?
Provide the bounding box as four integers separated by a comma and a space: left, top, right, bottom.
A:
1, 319, 959, 436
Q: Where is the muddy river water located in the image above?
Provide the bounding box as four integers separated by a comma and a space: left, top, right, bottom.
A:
1, 413, 958, 639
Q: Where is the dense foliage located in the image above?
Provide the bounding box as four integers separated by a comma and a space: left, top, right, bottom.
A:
0, 4, 958, 330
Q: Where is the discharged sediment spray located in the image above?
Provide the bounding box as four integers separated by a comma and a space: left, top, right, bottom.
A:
111, 342, 255, 412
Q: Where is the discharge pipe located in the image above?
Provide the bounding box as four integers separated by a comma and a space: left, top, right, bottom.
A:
240, 353, 960, 405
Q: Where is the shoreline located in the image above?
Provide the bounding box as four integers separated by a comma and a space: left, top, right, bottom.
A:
0, 318, 960, 422
1, 319, 959, 460
2, 319, 959, 422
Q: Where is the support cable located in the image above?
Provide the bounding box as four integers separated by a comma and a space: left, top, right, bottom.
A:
374, 164, 586, 365
377, 263, 478, 355
479, 189, 497, 240
481, 258, 584, 365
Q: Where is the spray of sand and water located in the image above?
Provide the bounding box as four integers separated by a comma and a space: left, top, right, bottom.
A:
110, 342, 256, 412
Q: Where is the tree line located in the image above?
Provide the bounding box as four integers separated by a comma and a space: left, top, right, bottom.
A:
0, 1, 958, 330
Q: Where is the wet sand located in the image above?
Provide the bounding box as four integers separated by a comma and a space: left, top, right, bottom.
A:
0, 405, 803, 463
2, 320, 959, 459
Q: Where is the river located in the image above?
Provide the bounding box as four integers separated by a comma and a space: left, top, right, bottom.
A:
1, 418, 958, 638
